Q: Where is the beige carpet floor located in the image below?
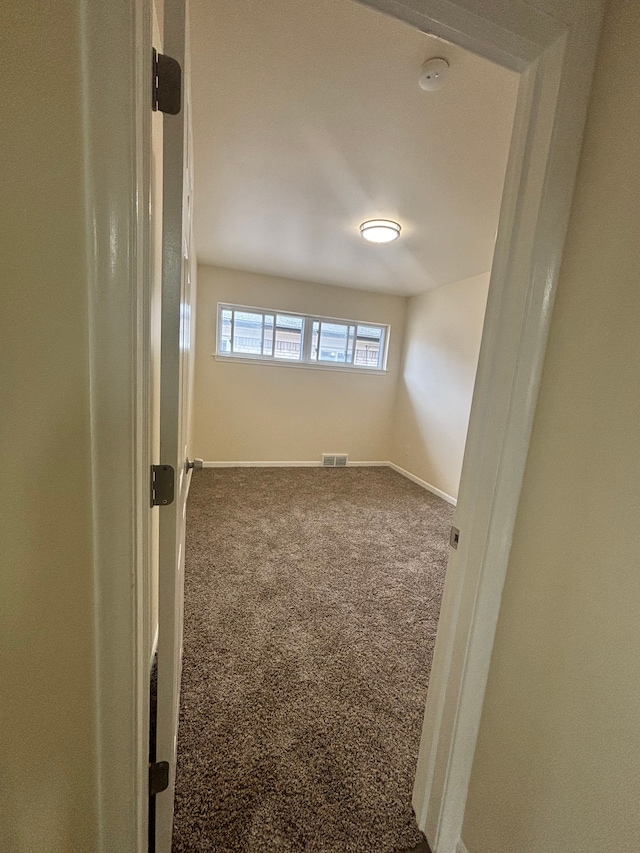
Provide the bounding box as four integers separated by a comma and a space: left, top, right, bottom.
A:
172, 467, 453, 853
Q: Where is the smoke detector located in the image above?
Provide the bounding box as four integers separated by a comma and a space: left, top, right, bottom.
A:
419, 58, 450, 91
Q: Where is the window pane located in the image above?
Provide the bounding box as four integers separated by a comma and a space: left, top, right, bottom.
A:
355, 325, 382, 367
263, 315, 274, 356
274, 314, 303, 360
318, 322, 349, 363
219, 304, 386, 370
233, 311, 263, 355
220, 308, 232, 353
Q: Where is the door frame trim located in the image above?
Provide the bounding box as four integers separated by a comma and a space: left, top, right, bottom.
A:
155, 0, 191, 845
357, 2, 604, 851
85, 0, 604, 850
82, 0, 151, 848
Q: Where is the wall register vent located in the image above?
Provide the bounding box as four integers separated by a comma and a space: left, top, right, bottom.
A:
322, 454, 348, 467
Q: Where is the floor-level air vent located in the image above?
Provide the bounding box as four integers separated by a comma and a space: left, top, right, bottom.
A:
322, 454, 348, 467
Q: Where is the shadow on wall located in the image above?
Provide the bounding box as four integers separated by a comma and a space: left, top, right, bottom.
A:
390, 272, 491, 500
392, 379, 447, 485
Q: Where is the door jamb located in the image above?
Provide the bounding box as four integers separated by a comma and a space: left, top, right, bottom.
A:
81, 0, 152, 848
357, 2, 605, 851
85, 0, 605, 850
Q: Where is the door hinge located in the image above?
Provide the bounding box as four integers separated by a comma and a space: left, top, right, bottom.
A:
151, 464, 175, 507
152, 48, 182, 115
450, 525, 460, 550
149, 761, 170, 796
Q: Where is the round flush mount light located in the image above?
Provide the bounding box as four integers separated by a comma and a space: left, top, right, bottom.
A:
419, 57, 450, 91
359, 219, 401, 244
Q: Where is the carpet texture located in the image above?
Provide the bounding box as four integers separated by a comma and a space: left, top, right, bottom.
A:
172, 468, 453, 853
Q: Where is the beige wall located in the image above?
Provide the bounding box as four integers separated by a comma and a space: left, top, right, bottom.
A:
192, 265, 486, 487
390, 273, 489, 499
0, 2, 99, 849
192, 265, 407, 462
186, 245, 199, 459
463, 1, 640, 850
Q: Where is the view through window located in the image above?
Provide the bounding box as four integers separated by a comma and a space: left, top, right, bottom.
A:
217, 304, 388, 371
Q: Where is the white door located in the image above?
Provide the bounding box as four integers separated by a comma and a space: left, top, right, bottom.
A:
154, 0, 193, 850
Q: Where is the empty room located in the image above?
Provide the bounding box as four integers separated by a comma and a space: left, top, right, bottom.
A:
172, 0, 516, 850
9, 1, 634, 853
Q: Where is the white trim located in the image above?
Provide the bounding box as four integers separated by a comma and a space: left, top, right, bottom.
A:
456, 840, 469, 853
213, 354, 389, 376
204, 461, 322, 468
388, 463, 457, 506
216, 302, 389, 372
201, 460, 457, 505
358, 2, 604, 852
82, 0, 150, 849
202, 460, 389, 468
155, 2, 191, 850
85, 1, 604, 851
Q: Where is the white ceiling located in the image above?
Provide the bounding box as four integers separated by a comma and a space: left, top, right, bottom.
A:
190, 0, 518, 296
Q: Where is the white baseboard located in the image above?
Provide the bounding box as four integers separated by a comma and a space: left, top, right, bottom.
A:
387, 462, 457, 506
204, 460, 321, 467
202, 460, 388, 468
202, 460, 457, 505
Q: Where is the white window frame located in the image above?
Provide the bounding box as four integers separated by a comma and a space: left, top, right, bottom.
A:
215, 302, 390, 373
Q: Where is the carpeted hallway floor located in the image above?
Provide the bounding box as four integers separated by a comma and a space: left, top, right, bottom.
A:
172, 467, 453, 853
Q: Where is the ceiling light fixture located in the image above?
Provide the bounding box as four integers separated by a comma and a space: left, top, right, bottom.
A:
359, 219, 401, 244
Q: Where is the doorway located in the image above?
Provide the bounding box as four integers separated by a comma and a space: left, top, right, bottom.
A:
172, 0, 515, 849
144, 1, 604, 852
2, 0, 601, 851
